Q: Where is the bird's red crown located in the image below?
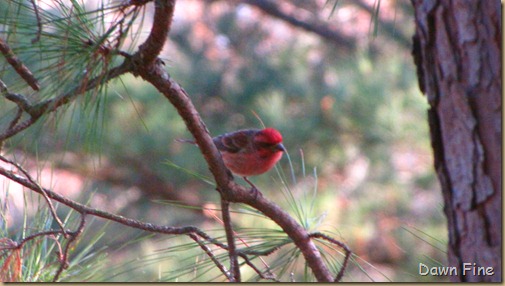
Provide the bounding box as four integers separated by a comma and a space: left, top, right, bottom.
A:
255, 128, 283, 144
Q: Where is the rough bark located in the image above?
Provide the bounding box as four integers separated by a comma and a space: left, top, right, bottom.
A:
412, 0, 501, 282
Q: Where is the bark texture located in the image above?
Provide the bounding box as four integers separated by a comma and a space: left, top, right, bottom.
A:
412, 0, 501, 282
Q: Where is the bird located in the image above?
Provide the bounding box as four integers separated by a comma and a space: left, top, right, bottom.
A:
177, 128, 286, 191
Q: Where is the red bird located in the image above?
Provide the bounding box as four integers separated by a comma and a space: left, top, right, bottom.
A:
213, 128, 285, 177
178, 128, 285, 187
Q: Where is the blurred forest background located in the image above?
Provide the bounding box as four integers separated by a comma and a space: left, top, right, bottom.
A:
0, 0, 448, 282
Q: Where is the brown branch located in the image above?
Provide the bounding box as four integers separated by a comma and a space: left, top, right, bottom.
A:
0, 231, 67, 252
30, 0, 42, 44
129, 0, 337, 277
243, 194, 334, 281
53, 214, 87, 282
7, 108, 23, 131
0, 38, 40, 91
189, 233, 231, 281
136, 0, 175, 66
134, 61, 335, 281
241, 0, 356, 52
0, 164, 224, 245
309, 232, 352, 282
220, 199, 240, 281
0, 62, 131, 142
239, 254, 279, 282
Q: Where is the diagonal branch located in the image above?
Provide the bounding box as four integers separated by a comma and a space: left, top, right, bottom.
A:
0, 163, 220, 242
241, 0, 356, 52
0, 155, 67, 236
189, 233, 231, 281
0, 61, 132, 142
134, 57, 335, 282
309, 232, 352, 282
130, 1, 337, 275
0, 38, 40, 91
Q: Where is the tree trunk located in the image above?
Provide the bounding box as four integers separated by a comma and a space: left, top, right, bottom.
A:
411, 0, 501, 282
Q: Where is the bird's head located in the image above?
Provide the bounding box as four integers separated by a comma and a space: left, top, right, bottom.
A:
253, 128, 286, 154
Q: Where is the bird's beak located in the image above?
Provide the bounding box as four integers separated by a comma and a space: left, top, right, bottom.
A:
276, 143, 286, 152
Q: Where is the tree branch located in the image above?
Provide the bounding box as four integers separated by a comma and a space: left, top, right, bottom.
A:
221, 199, 240, 281
53, 214, 87, 282
0, 155, 67, 237
0, 38, 40, 91
189, 233, 232, 281
136, 0, 175, 66
0, 62, 131, 142
241, 0, 356, 52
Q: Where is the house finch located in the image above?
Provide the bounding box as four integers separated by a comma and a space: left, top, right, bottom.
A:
177, 128, 285, 188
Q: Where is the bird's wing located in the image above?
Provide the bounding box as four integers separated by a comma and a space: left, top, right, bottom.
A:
213, 129, 257, 153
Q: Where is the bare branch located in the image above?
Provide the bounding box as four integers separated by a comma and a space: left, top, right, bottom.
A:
29, 0, 42, 44
241, 0, 356, 52
0, 163, 218, 241
189, 233, 232, 281
0, 155, 67, 236
53, 214, 87, 282
136, 0, 175, 65
128, 0, 338, 276
309, 232, 352, 282
221, 199, 240, 281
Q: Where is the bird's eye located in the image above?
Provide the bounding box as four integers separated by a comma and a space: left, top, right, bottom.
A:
257, 142, 274, 149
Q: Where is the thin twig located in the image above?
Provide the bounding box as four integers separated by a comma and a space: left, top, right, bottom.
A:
0, 155, 67, 237
239, 255, 279, 282
220, 199, 240, 281
203, 204, 278, 279
7, 108, 23, 131
309, 232, 352, 282
53, 214, 87, 282
0, 230, 68, 251
30, 0, 42, 44
189, 233, 231, 281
